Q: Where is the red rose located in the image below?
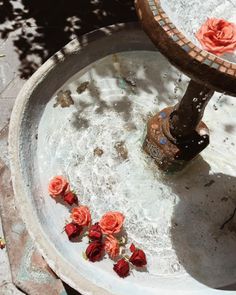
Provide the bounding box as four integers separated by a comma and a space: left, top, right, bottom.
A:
88, 223, 103, 241
113, 258, 130, 278
65, 223, 83, 240
85, 241, 104, 262
129, 249, 147, 267
64, 191, 78, 206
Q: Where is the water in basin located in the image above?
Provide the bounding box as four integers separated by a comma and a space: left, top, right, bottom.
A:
36, 51, 236, 294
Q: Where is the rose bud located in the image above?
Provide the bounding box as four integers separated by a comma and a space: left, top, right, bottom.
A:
65, 223, 83, 240
130, 243, 136, 253
48, 176, 70, 198
0, 238, 6, 250
113, 258, 130, 278
64, 191, 78, 206
129, 249, 147, 267
85, 241, 104, 262
88, 223, 103, 241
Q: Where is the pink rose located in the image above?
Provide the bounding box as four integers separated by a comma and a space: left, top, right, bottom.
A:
196, 18, 236, 55
48, 176, 70, 197
104, 235, 120, 258
99, 211, 125, 235
71, 206, 91, 226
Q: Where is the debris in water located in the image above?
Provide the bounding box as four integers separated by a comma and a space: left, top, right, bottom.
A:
124, 76, 136, 87
94, 147, 104, 157
114, 141, 128, 160
77, 81, 89, 94
54, 90, 74, 108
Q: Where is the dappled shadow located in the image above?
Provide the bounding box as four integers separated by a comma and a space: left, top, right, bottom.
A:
0, 0, 137, 78
168, 156, 236, 290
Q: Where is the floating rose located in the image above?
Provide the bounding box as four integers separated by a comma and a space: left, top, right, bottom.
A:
71, 206, 91, 227
48, 176, 70, 197
104, 235, 120, 259
99, 211, 125, 235
65, 223, 83, 240
64, 191, 78, 206
85, 240, 104, 262
129, 246, 147, 267
50, 175, 147, 278
0, 237, 6, 250
88, 223, 103, 241
196, 18, 236, 56
113, 258, 130, 278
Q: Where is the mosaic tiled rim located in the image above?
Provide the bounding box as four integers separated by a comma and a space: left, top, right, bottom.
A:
135, 0, 236, 96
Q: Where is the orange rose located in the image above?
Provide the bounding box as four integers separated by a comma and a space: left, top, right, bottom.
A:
104, 235, 120, 258
196, 18, 236, 56
71, 206, 91, 226
48, 176, 70, 197
99, 211, 124, 235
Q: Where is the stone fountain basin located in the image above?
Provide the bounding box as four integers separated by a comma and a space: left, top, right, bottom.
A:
9, 23, 236, 295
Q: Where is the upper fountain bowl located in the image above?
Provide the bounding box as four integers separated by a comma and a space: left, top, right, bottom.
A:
135, 0, 236, 96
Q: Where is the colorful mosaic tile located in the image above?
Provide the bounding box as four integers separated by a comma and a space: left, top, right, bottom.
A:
231, 63, 236, 70
227, 69, 234, 75
196, 55, 204, 62
200, 51, 208, 57
189, 51, 197, 58
208, 54, 216, 61
211, 62, 220, 70
219, 66, 227, 73
204, 59, 213, 66
182, 44, 191, 53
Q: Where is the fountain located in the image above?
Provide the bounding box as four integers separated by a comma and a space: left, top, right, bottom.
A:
8, 1, 236, 295
136, 0, 236, 172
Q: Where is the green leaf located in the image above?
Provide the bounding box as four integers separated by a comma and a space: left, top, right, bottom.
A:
82, 252, 88, 260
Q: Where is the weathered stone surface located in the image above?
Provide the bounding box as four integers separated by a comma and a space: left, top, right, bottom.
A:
0, 34, 78, 295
